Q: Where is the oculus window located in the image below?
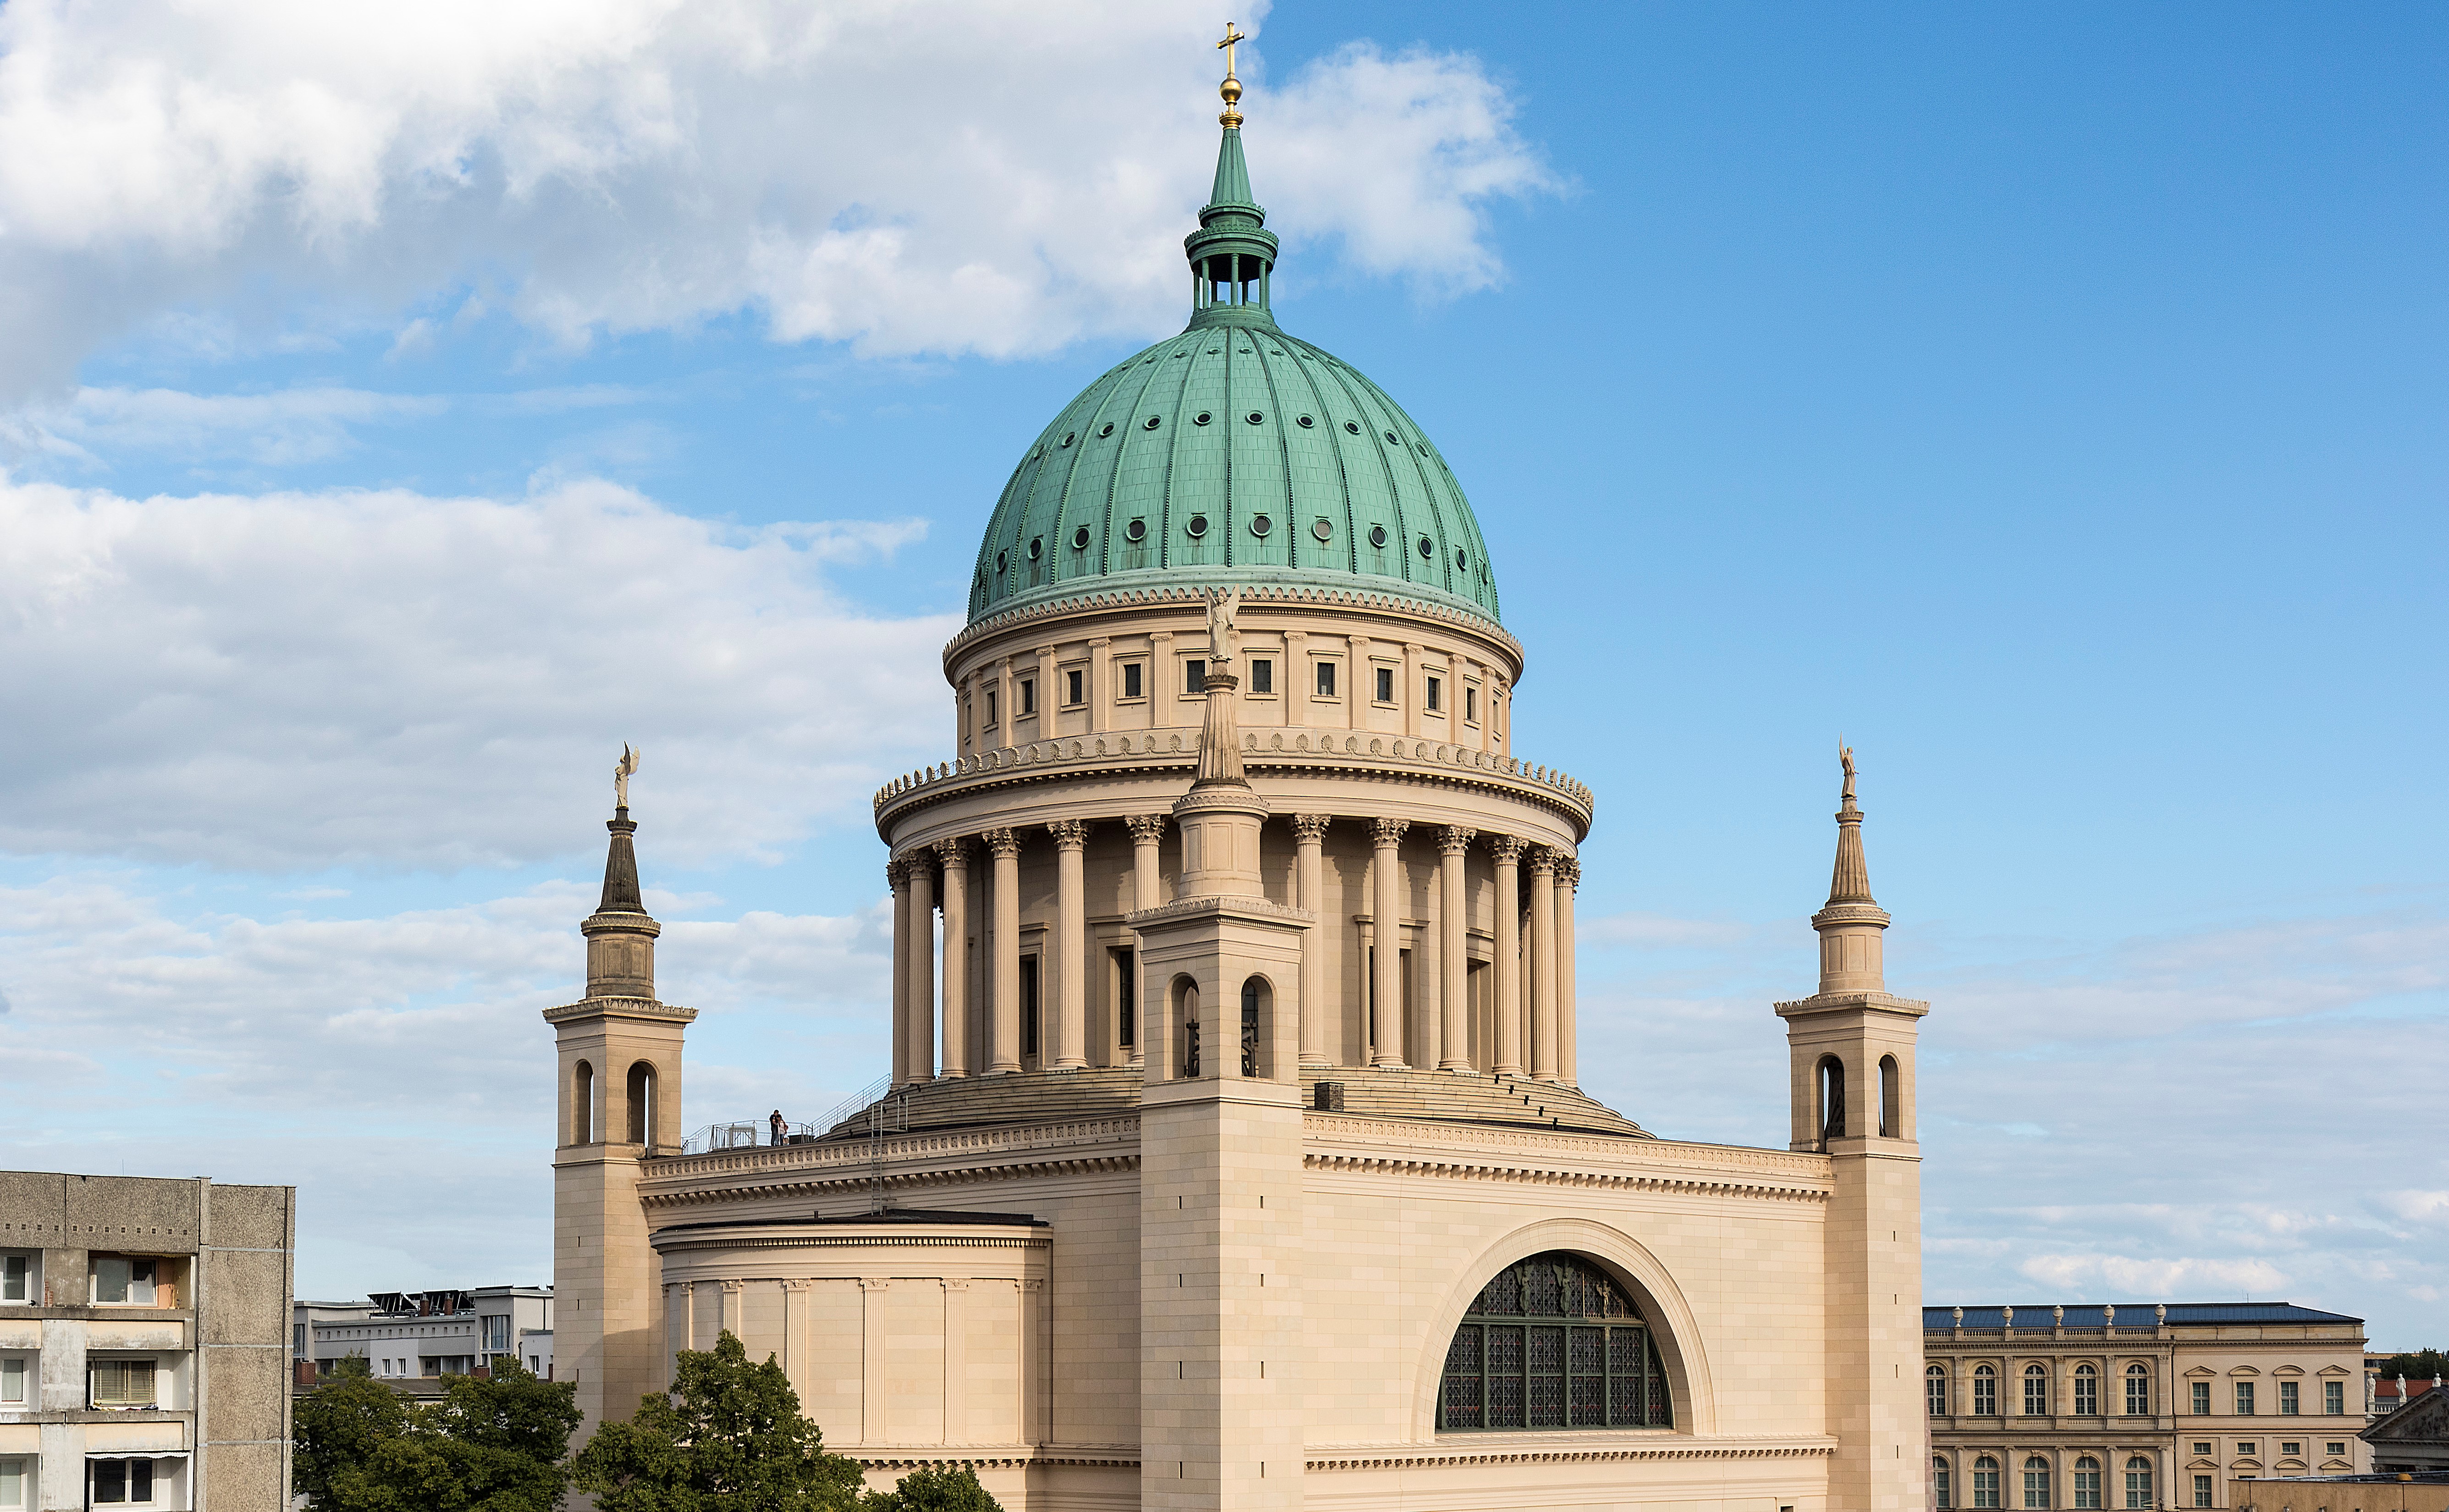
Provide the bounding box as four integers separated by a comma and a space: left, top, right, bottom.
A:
1437, 1251, 1671, 1432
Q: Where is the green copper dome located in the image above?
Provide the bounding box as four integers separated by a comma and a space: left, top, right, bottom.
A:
966, 125, 1500, 626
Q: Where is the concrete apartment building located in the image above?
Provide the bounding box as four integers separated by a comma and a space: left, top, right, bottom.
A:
294, 1286, 555, 1382
1927, 1302, 2371, 1509
0, 1172, 294, 1511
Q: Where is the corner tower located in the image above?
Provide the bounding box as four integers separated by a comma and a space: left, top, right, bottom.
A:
1775, 747, 1929, 1510
548, 754, 695, 1435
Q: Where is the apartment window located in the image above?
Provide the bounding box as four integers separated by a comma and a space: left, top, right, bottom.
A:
2074, 1363, 2097, 1415
0, 1356, 25, 1404
0, 1457, 25, 1511
2279, 1380, 2299, 1414
1114, 948, 1136, 1048
1425, 675, 1442, 712
1927, 1364, 1948, 1416
1249, 657, 1272, 695
2073, 1456, 2101, 1509
89, 1358, 157, 1408
2024, 1364, 2048, 1416
2324, 1380, 2344, 1414
1973, 1455, 2001, 1507
2235, 1381, 2255, 1416
0, 1254, 29, 1303
1314, 662, 1337, 698
1374, 666, 1395, 703
1020, 678, 1036, 717
1065, 669, 1084, 706
2023, 1455, 2050, 1507
2278, 1441, 2300, 1458
1973, 1364, 1997, 1415
2127, 1365, 2151, 1415
2124, 1458, 2152, 1509
1185, 658, 1206, 694
1121, 662, 1144, 700
1934, 1456, 1952, 1508
91, 1258, 157, 1306
2191, 1381, 2211, 1415
90, 1460, 156, 1505
2325, 1441, 2345, 1456
2191, 1473, 2212, 1507
483, 1316, 510, 1353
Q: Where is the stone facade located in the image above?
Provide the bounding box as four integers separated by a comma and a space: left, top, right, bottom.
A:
0, 1171, 295, 1511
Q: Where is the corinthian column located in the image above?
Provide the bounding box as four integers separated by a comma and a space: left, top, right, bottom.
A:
1488, 835, 1526, 1076
1369, 818, 1408, 1068
1558, 855, 1580, 1087
1125, 814, 1167, 912
1048, 820, 1090, 1070
983, 828, 1022, 1074
1439, 828, 1475, 1069
1529, 846, 1559, 1082
905, 857, 935, 1083
1292, 815, 1330, 1066
934, 840, 970, 1078
887, 858, 910, 1087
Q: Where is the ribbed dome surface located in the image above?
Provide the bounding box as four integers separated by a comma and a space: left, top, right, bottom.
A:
967, 309, 1500, 626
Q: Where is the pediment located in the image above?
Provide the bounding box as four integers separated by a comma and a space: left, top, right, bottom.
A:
2273, 1364, 2305, 1376
2367, 1391, 2449, 1440
2228, 1364, 2263, 1376
2186, 1365, 2217, 1377
2318, 1363, 2351, 1375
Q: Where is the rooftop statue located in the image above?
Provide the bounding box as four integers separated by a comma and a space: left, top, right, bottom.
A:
615, 743, 640, 809
1206, 585, 1241, 673
1839, 742, 1857, 802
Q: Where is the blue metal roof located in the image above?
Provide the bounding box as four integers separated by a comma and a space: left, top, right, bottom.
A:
1925, 1302, 2362, 1330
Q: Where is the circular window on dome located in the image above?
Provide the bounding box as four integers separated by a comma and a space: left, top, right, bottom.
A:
1250, 513, 1272, 537
1368, 524, 1388, 549
995, 550, 1008, 573
1098, 422, 1114, 438
1060, 432, 1074, 448
1384, 430, 1400, 445
1195, 411, 1213, 426
1313, 518, 1334, 542
1072, 526, 1091, 550
1125, 518, 1147, 542
1344, 420, 1362, 435
1417, 535, 1434, 559
1186, 514, 1208, 538
1207, 348, 1220, 354
1238, 348, 1251, 354
1144, 416, 1162, 430
1456, 546, 1468, 569
1246, 411, 1264, 425
1028, 537, 1043, 560
1296, 414, 1314, 428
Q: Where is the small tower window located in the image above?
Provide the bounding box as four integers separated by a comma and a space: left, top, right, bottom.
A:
1121, 662, 1144, 700
1249, 658, 1273, 694
1878, 1054, 1900, 1137
1185, 659, 1206, 694
1374, 667, 1395, 704
1066, 669, 1084, 706
1315, 662, 1337, 698
1425, 675, 1442, 712
1020, 679, 1036, 717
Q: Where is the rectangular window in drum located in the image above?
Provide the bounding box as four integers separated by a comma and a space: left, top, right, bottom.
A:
1065, 669, 1083, 706
1374, 666, 1395, 703
1426, 675, 1442, 712
1121, 662, 1143, 700
1020, 957, 1041, 1059
1249, 657, 1272, 694
1113, 948, 1135, 1048
1184, 659, 1205, 694
1315, 662, 1336, 698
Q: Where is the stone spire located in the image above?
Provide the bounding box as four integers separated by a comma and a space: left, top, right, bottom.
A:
1811, 745, 1891, 994
583, 795, 661, 1000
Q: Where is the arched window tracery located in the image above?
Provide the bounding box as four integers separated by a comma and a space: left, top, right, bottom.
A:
1974, 1454, 2001, 1507
1436, 1251, 1670, 1432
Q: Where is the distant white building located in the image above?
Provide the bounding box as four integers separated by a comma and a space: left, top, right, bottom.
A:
293, 1287, 554, 1381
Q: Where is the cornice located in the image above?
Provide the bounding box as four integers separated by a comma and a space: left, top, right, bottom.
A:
541, 996, 699, 1026
1126, 894, 1313, 928
654, 1230, 1050, 1256
947, 578, 1523, 668
1304, 1435, 1837, 1472
1303, 1119, 1831, 1203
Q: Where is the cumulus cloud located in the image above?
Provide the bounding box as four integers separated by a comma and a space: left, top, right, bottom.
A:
2016, 1253, 2290, 1298
0, 474, 952, 870
0, 0, 1559, 398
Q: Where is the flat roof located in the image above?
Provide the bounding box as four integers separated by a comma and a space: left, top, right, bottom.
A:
1927, 1302, 2363, 1329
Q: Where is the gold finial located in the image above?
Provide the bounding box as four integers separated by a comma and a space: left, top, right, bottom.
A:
1216, 21, 1247, 127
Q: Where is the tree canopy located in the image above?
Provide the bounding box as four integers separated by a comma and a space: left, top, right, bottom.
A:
294, 1354, 583, 1512
857, 1465, 1002, 1512
574, 1330, 868, 1512
2376, 1349, 2448, 1384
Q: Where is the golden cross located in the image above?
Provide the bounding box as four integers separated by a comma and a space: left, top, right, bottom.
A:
1217, 21, 1247, 78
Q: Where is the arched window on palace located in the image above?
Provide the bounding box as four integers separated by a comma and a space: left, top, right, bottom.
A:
2024, 1362, 2050, 1415
2023, 1454, 2051, 1508
1973, 1454, 2001, 1508
2073, 1454, 2102, 1508
1973, 1363, 1997, 1416
2124, 1363, 2150, 1416
1928, 1363, 1949, 1417
2074, 1361, 2098, 1415
2122, 1456, 2152, 1508
1934, 1455, 1953, 1508
1437, 1252, 1671, 1432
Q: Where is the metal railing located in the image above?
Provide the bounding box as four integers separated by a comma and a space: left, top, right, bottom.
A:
672, 1074, 894, 1156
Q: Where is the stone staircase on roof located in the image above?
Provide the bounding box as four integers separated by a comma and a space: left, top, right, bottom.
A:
816, 1066, 1650, 1143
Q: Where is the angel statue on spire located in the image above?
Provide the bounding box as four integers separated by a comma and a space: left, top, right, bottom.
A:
615, 744, 640, 810
1206, 585, 1240, 673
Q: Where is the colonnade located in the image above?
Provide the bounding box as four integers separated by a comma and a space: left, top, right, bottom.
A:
883, 815, 1579, 1090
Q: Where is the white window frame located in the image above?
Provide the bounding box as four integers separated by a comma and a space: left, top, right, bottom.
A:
0, 1455, 28, 1511
1119, 662, 1146, 702
1371, 662, 1397, 706
0, 1354, 27, 1405
0, 1252, 33, 1305
88, 1356, 161, 1409
1312, 660, 1340, 701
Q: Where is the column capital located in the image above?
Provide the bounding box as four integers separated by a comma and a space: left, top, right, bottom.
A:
886, 856, 909, 888
859, 1278, 892, 1292
982, 827, 1021, 859
1048, 818, 1091, 850
1290, 813, 1331, 844
1403, 640, 1424, 654
1527, 845, 1559, 877
942, 1278, 972, 1293
933, 836, 971, 868
1486, 833, 1528, 863
1088, 635, 1111, 647
998, 655, 1015, 670
718, 1279, 745, 1295
1370, 817, 1409, 849
779, 1278, 814, 1292
1151, 629, 1175, 642
1558, 855, 1582, 888
1034, 642, 1056, 658
1124, 813, 1169, 844
1439, 825, 1478, 855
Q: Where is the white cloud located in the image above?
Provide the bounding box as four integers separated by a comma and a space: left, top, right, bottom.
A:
0, 0, 1559, 398
2, 385, 446, 468
0, 474, 950, 870
2016, 1253, 2290, 1298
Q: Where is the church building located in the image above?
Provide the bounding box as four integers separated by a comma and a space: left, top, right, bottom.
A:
550, 45, 1930, 1512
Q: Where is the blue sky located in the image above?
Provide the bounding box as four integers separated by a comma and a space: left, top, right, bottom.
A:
0, 2, 2442, 1341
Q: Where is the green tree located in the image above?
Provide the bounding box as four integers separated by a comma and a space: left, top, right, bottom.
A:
295, 1354, 411, 1510
574, 1330, 866, 1512
858, 1465, 1002, 1512
2376, 1349, 2448, 1383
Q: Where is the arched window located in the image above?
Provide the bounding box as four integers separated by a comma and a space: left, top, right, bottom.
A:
1816, 1054, 1846, 1141
1934, 1455, 1953, 1508
572, 1060, 594, 1144
1175, 979, 1201, 1078
2074, 1361, 2098, 1415
1436, 1252, 1670, 1432
2124, 1363, 2150, 1416
2073, 1455, 2102, 1508
626, 1061, 655, 1145
1240, 976, 1268, 1079
1927, 1363, 1949, 1417
2024, 1362, 2050, 1415
1974, 1454, 2001, 1508
1973, 1363, 1998, 1415
1878, 1053, 1899, 1137
2122, 1456, 2152, 1508
2024, 1454, 2052, 1508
